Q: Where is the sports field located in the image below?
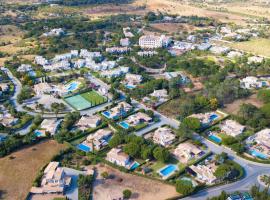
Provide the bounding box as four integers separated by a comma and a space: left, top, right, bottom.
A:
64, 91, 107, 110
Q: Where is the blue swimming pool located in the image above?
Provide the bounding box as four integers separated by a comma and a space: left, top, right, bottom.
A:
66, 82, 79, 92
119, 121, 130, 129
159, 165, 177, 177
130, 162, 140, 170
209, 114, 219, 122
102, 111, 111, 118
249, 149, 268, 159
76, 143, 92, 152
34, 130, 44, 137
209, 134, 222, 144
125, 84, 136, 89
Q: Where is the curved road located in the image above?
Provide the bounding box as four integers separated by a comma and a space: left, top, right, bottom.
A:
3, 67, 270, 199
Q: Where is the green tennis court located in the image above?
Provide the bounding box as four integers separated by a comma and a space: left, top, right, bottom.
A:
64, 91, 107, 110
65, 95, 92, 110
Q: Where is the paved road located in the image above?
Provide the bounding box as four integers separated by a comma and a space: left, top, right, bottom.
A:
3, 67, 270, 199
63, 167, 86, 200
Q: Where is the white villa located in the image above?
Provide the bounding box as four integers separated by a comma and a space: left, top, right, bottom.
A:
152, 127, 176, 147
123, 27, 134, 38
150, 89, 169, 100
227, 51, 243, 58
220, 120, 245, 137
247, 129, 270, 148
123, 73, 143, 87
210, 46, 230, 54
173, 142, 203, 164
40, 119, 60, 135
82, 129, 112, 151
125, 112, 152, 127
120, 38, 130, 47
102, 67, 129, 78
189, 162, 217, 184
240, 76, 269, 89
248, 56, 264, 64
139, 35, 171, 49
105, 47, 130, 54
43, 28, 65, 37
103, 102, 133, 119
0, 107, 18, 127
76, 115, 102, 131
17, 64, 33, 73
137, 51, 158, 57
106, 148, 130, 167
30, 162, 71, 195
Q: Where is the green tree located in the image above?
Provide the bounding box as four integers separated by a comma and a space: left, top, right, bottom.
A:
175, 180, 195, 195
123, 142, 140, 157
153, 147, 170, 162
123, 189, 132, 199
214, 164, 232, 180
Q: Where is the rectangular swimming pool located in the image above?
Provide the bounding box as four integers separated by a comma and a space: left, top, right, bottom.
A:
158, 164, 178, 178
76, 143, 92, 152
119, 121, 130, 129
249, 149, 268, 159
209, 114, 219, 122
130, 162, 140, 170
102, 111, 111, 118
208, 134, 222, 144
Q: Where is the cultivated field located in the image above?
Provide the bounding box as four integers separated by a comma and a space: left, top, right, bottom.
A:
0, 140, 67, 200
93, 164, 179, 200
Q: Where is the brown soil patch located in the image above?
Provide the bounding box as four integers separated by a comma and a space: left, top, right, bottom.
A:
0, 140, 67, 200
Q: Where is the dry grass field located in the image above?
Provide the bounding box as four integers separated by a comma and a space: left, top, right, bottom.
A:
93, 164, 179, 200
224, 94, 264, 115
0, 140, 67, 200
227, 38, 270, 58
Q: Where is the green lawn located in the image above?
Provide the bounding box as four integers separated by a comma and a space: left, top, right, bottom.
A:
80, 91, 107, 106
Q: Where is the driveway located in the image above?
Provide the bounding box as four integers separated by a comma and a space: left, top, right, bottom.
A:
63, 167, 86, 200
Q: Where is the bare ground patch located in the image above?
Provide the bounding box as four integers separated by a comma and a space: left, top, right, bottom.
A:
224, 94, 264, 115
0, 140, 67, 200
93, 164, 179, 200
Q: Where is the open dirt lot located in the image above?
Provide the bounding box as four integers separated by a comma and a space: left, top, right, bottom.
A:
93, 164, 179, 200
0, 140, 67, 200
224, 94, 264, 115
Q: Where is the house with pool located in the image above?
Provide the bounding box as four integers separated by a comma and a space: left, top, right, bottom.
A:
118, 112, 153, 130
106, 147, 140, 170
76, 128, 113, 152
30, 162, 71, 195
76, 115, 102, 131
102, 102, 133, 120
142, 89, 169, 108
39, 119, 61, 136
173, 142, 204, 164
246, 129, 270, 160
189, 111, 225, 128
220, 120, 245, 137
152, 127, 176, 147
122, 73, 143, 89
187, 161, 217, 185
